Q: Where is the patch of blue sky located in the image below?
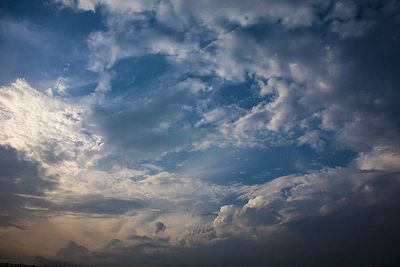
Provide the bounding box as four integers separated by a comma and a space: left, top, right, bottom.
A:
156, 145, 356, 186
0, 0, 106, 37
211, 77, 263, 109
109, 54, 169, 97
0, 0, 105, 92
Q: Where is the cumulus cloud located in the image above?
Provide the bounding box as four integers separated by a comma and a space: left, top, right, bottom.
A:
213, 166, 400, 237
356, 146, 400, 172
37, 165, 400, 266
54, 0, 400, 155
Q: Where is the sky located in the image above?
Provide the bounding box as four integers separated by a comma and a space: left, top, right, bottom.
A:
0, 0, 400, 266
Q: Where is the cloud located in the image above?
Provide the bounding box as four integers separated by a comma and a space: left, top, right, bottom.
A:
153, 221, 166, 235
327, 0, 376, 39
103, 239, 124, 251
88, 89, 193, 158
0, 79, 102, 164
54, 195, 147, 215
56, 241, 90, 259
0, 144, 56, 228
297, 130, 325, 151
54, 0, 400, 156
196, 108, 226, 126
0, 80, 246, 233
61, 0, 319, 29
2, 1, 400, 266
356, 146, 400, 172
0, 76, 245, 218
35, 166, 400, 266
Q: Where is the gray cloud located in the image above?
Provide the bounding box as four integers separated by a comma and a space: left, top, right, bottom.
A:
89, 88, 200, 159
56, 241, 90, 259
0, 145, 57, 228
153, 221, 166, 235
55, 196, 147, 215
74, 0, 400, 158
39, 167, 400, 266
213, 168, 400, 236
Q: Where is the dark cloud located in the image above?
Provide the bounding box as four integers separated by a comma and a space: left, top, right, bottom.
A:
0, 145, 57, 228
43, 236, 171, 267
56, 241, 90, 259
56, 196, 147, 215
103, 239, 124, 251
0, 145, 55, 195
39, 171, 400, 267
153, 221, 166, 235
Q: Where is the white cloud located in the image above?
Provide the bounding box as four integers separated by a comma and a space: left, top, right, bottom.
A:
0, 79, 102, 165
56, 0, 386, 155
167, 0, 319, 30
87, 31, 122, 72
356, 146, 400, 172
66, 0, 320, 29
196, 108, 226, 126
297, 130, 325, 151
0, 80, 244, 210
106, 171, 239, 207
56, 0, 156, 13
213, 166, 400, 238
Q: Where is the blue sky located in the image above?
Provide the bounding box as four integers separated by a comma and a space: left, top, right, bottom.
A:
1, 0, 400, 266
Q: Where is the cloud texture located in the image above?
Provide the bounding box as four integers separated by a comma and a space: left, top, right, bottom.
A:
0, 0, 400, 266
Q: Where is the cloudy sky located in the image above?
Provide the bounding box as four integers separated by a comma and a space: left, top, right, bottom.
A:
0, 0, 400, 266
